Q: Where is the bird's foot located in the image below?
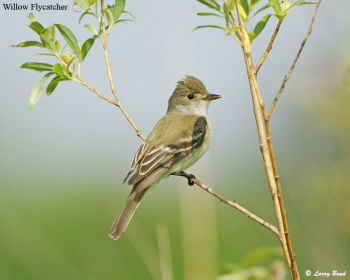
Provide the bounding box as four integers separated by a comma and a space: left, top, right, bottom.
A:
171, 171, 196, 186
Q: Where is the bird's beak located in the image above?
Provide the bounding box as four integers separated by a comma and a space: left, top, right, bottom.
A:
203, 93, 221, 101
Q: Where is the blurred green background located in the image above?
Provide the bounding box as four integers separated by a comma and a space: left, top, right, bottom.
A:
0, 0, 349, 279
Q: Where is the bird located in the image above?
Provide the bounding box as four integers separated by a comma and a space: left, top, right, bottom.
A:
108, 75, 221, 240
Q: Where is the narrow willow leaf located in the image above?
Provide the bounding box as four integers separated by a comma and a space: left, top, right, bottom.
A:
284, 0, 315, 15
79, 10, 97, 23
74, 0, 90, 10
197, 12, 223, 17
39, 26, 56, 52
55, 24, 82, 62
223, 4, 230, 27
46, 76, 64, 95
55, 41, 62, 52
13, 41, 44, 48
84, 24, 99, 35
29, 73, 53, 110
88, 0, 97, 6
252, 3, 271, 18
250, 0, 261, 10
29, 22, 44, 35
105, 8, 112, 25
253, 14, 272, 39
241, 0, 250, 15
53, 63, 66, 77
112, 19, 134, 26
237, 3, 248, 24
269, 0, 281, 14
81, 38, 95, 60
247, 31, 255, 43
34, 53, 57, 57
28, 13, 38, 23
228, 0, 237, 12
123, 10, 136, 21
21, 62, 54, 72
193, 25, 226, 31
196, 0, 222, 12
111, 0, 125, 21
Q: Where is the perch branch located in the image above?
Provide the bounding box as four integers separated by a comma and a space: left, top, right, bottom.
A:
267, 0, 323, 120
183, 174, 280, 236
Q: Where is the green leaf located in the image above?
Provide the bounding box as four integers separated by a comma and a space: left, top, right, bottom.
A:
111, 0, 125, 21
12, 41, 44, 48
84, 24, 99, 35
252, 3, 271, 18
55, 24, 82, 62
193, 25, 226, 32
196, 0, 222, 12
53, 63, 66, 76
123, 10, 136, 21
247, 31, 255, 43
79, 10, 98, 23
29, 73, 53, 110
39, 26, 56, 52
253, 14, 272, 39
241, 0, 250, 15
34, 53, 57, 57
269, 0, 281, 14
74, 0, 90, 10
228, 0, 238, 12
197, 12, 223, 17
29, 22, 44, 35
237, 3, 248, 24
81, 38, 95, 60
28, 13, 38, 23
21, 62, 54, 72
223, 4, 230, 27
112, 19, 134, 26
250, 0, 261, 10
105, 8, 112, 25
46, 76, 70, 95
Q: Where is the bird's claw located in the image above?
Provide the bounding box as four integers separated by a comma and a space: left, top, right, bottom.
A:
186, 174, 196, 186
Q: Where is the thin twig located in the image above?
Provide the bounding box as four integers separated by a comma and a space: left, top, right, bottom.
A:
183, 175, 280, 236
55, 55, 118, 106
100, 0, 146, 141
255, 20, 282, 75
267, 0, 323, 120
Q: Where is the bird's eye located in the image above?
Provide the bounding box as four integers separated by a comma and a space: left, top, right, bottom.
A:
187, 94, 194, 100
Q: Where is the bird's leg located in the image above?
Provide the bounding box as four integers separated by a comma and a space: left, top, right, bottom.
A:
171, 171, 196, 186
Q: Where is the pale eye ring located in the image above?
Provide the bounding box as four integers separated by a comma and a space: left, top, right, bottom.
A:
187, 94, 194, 100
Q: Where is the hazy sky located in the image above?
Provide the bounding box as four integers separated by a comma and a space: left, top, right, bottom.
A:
0, 0, 348, 186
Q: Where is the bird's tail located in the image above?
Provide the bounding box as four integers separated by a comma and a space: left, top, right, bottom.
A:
108, 187, 147, 240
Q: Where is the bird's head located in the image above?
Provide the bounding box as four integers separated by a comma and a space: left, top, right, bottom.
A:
167, 76, 221, 115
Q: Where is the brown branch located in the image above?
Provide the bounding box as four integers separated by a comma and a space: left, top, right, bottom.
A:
236, 5, 296, 277
255, 20, 282, 75
100, 0, 146, 141
265, 120, 299, 279
55, 54, 118, 106
184, 175, 280, 236
267, 0, 323, 120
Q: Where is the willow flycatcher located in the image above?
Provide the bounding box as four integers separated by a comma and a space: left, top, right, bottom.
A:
109, 76, 221, 240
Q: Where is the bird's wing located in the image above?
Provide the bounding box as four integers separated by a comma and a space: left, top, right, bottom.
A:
127, 115, 208, 193
123, 142, 150, 184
